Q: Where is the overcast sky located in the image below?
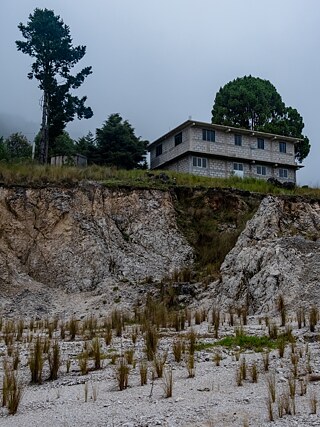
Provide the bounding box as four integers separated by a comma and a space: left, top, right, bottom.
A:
1, 0, 319, 185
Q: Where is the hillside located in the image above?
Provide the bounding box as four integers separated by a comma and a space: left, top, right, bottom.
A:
0, 181, 319, 317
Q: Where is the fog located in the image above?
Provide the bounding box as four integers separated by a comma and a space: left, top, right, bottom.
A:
1, 0, 319, 185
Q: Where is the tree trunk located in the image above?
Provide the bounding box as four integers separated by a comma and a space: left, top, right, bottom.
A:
39, 90, 49, 164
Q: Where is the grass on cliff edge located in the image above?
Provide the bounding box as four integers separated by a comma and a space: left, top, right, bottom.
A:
0, 162, 319, 197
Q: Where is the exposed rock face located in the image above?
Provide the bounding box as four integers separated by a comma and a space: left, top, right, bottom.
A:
217, 195, 320, 313
0, 183, 193, 298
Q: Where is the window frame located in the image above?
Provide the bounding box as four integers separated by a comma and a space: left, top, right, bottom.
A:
257, 165, 267, 176
155, 144, 162, 157
233, 163, 244, 171
279, 141, 287, 153
279, 168, 288, 179
193, 156, 207, 168
257, 138, 265, 150
234, 134, 242, 146
174, 132, 183, 146
202, 129, 215, 142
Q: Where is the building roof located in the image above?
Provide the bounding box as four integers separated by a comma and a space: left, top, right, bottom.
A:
148, 120, 303, 150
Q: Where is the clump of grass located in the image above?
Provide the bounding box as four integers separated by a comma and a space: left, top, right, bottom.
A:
125, 348, 135, 365
78, 351, 89, 375
266, 394, 274, 422
262, 350, 269, 372
91, 337, 102, 370
188, 328, 197, 355
104, 323, 113, 346
309, 391, 318, 414
187, 353, 195, 378
296, 307, 304, 329
116, 357, 130, 391
2, 365, 23, 415
309, 305, 318, 332
268, 322, 278, 339
266, 372, 276, 403
162, 367, 173, 398
288, 375, 296, 399
240, 357, 247, 380
277, 294, 286, 327
68, 316, 78, 340
139, 360, 148, 386
173, 339, 183, 363
277, 337, 286, 358
48, 341, 60, 380
144, 325, 159, 361
213, 351, 222, 366
153, 352, 167, 378
250, 361, 258, 383
236, 367, 243, 386
29, 336, 44, 384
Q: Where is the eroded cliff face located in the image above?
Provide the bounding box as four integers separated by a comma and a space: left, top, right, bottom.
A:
0, 183, 192, 312
1, 183, 319, 317
217, 196, 320, 313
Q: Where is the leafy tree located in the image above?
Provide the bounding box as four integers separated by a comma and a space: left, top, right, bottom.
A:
0, 136, 8, 160
211, 75, 310, 162
95, 114, 148, 169
50, 131, 76, 157
75, 132, 97, 164
16, 8, 93, 164
5, 133, 32, 160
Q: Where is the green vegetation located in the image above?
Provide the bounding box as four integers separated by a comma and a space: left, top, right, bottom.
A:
16, 8, 93, 163
211, 75, 310, 162
0, 164, 311, 192
0, 163, 319, 198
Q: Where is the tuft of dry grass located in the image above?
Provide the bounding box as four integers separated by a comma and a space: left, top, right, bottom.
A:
162, 367, 173, 398
116, 357, 130, 391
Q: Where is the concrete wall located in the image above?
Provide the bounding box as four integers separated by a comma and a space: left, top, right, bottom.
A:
150, 123, 297, 182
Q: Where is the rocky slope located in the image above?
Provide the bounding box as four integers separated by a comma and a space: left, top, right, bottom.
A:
0, 183, 193, 316
0, 182, 319, 317
216, 195, 320, 313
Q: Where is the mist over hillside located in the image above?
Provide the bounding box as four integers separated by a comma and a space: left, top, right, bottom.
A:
0, 112, 39, 142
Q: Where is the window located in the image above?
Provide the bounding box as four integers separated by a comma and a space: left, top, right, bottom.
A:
174, 132, 182, 146
233, 163, 243, 171
155, 144, 162, 157
279, 141, 286, 153
193, 157, 207, 168
202, 129, 215, 142
257, 165, 267, 176
257, 138, 265, 149
234, 134, 242, 146
279, 168, 288, 178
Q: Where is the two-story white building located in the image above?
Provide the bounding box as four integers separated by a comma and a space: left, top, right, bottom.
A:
148, 120, 302, 183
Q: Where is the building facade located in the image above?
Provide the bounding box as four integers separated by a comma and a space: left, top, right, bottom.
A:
148, 120, 302, 182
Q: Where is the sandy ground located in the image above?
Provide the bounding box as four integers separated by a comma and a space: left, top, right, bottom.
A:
0, 316, 320, 427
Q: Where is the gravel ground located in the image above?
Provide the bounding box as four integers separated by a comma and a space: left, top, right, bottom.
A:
0, 317, 320, 427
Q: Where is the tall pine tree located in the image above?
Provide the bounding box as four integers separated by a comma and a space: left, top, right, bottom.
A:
16, 8, 93, 163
